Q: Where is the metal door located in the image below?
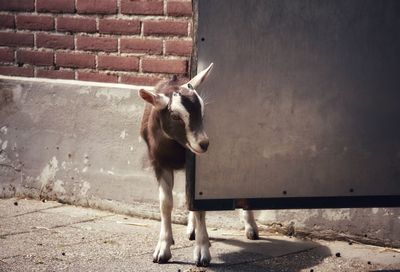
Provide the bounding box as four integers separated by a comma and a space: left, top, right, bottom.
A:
187, 0, 400, 210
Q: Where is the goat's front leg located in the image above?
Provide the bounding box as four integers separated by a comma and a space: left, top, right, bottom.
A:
241, 210, 259, 240
193, 211, 211, 267
153, 169, 174, 263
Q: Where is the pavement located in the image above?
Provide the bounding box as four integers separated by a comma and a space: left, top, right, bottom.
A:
0, 198, 399, 272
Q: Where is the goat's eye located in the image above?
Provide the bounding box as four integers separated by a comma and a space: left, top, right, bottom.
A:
171, 112, 181, 121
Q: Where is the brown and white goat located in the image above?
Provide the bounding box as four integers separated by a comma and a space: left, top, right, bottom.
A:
138, 64, 258, 267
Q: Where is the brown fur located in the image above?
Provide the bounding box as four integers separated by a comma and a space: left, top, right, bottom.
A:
140, 77, 188, 178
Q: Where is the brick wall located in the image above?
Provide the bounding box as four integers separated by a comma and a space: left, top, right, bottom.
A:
0, 0, 193, 85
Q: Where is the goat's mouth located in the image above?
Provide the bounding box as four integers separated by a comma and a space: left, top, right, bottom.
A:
186, 144, 206, 155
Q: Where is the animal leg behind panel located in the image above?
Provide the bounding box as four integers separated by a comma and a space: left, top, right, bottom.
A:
193, 211, 211, 267
241, 210, 259, 240
187, 211, 196, 240
153, 169, 174, 263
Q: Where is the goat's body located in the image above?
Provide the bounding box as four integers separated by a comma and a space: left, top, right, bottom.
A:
141, 103, 186, 174
138, 65, 258, 267
140, 79, 189, 174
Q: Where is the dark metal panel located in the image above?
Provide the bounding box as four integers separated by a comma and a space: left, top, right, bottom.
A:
188, 0, 400, 210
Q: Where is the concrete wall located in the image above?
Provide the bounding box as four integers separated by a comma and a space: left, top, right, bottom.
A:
257, 208, 400, 248
0, 76, 186, 220
0, 77, 399, 248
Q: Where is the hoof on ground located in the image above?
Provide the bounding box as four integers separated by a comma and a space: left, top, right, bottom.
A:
246, 228, 259, 240
195, 258, 210, 267
152, 254, 171, 264
194, 246, 211, 267
153, 248, 172, 264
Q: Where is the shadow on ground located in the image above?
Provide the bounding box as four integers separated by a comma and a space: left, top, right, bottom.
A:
206, 235, 332, 271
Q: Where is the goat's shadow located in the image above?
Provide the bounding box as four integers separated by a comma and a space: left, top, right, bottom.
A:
205, 235, 332, 272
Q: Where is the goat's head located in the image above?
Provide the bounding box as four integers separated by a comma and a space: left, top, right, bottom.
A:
139, 63, 213, 154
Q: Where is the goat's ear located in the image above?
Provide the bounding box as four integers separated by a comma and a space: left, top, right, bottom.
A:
138, 89, 169, 109
182, 63, 213, 89
138, 89, 155, 104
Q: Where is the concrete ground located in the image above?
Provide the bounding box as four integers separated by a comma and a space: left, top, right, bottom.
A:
0, 198, 399, 272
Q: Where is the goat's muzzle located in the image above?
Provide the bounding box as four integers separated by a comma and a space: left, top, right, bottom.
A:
199, 139, 209, 152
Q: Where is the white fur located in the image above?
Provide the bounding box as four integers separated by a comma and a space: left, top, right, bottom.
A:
153, 169, 174, 263
193, 211, 211, 266
170, 93, 203, 153
241, 210, 259, 239
187, 211, 196, 238
170, 93, 189, 124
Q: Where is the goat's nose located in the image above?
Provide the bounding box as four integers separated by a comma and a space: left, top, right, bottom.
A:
199, 139, 209, 152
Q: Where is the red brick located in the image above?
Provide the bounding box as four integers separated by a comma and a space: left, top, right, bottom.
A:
120, 75, 163, 86
0, 65, 33, 77
99, 19, 140, 35
0, 0, 34, 11
37, 0, 75, 13
36, 33, 74, 49
16, 15, 54, 31
143, 20, 188, 36
56, 52, 95, 68
167, 1, 192, 16
0, 15, 15, 29
0, 32, 34, 47
165, 40, 192, 56
120, 38, 162, 54
76, 36, 117, 52
37, 69, 75, 80
142, 58, 187, 74
77, 72, 118, 83
17, 50, 53, 66
76, 0, 117, 14
98, 55, 139, 71
57, 17, 97, 33
121, 0, 163, 15
0, 48, 14, 62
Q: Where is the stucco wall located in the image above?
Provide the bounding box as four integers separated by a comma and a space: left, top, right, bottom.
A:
0, 77, 398, 248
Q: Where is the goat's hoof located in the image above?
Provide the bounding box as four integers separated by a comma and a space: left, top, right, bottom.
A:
153, 245, 172, 264
152, 253, 171, 264
194, 246, 211, 267
196, 258, 210, 267
188, 230, 195, 241
246, 228, 259, 240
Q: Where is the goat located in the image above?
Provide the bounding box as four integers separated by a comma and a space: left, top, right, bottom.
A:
138, 63, 259, 267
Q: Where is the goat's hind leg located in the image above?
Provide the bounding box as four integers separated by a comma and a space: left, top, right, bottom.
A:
153, 169, 174, 263
193, 211, 211, 267
187, 211, 196, 240
242, 210, 259, 240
